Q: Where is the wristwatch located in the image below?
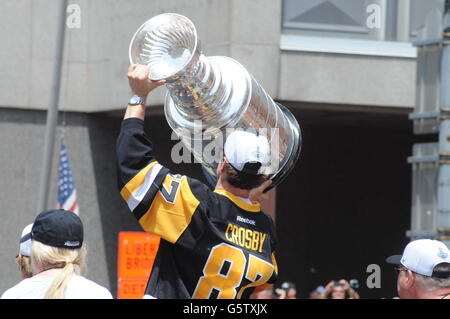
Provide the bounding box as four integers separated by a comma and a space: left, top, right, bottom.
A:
128, 94, 146, 106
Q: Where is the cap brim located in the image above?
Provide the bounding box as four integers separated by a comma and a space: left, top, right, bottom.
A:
386, 255, 402, 265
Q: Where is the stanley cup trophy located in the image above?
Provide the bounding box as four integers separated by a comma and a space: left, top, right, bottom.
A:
129, 13, 301, 191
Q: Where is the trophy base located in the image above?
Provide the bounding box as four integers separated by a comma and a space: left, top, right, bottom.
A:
200, 103, 301, 193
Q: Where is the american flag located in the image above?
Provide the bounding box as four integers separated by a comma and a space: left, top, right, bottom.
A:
57, 139, 79, 215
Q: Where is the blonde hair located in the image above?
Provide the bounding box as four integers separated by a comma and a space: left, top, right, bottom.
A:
16, 254, 33, 278
31, 240, 87, 299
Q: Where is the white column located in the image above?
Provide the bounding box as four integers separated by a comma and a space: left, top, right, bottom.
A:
397, 0, 411, 42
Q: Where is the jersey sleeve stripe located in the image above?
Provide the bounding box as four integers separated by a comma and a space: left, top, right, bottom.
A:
131, 166, 170, 221
120, 161, 159, 202
138, 175, 200, 244
126, 163, 163, 212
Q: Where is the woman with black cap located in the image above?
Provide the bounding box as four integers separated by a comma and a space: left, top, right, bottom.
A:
1, 209, 112, 299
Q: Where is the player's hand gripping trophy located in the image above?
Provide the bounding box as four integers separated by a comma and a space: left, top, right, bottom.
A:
129, 13, 301, 191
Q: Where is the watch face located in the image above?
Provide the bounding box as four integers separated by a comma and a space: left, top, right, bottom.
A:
130, 95, 142, 105
130, 96, 139, 104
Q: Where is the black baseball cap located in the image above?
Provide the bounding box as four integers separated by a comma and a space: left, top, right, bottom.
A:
31, 209, 83, 249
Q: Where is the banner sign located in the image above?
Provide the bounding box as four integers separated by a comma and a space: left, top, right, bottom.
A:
117, 231, 160, 299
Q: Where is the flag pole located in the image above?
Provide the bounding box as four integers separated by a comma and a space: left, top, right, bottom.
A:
37, 0, 68, 213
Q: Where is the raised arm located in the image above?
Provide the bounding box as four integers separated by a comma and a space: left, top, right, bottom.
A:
116, 64, 209, 245
124, 64, 165, 120
117, 64, 166, 190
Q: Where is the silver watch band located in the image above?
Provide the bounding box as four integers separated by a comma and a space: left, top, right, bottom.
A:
128, 94, 146, 106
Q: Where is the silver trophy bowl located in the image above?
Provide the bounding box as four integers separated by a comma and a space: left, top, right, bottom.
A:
129, 13, 301, 191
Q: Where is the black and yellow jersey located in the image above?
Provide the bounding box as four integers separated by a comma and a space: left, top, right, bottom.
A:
116, 118, 278, 299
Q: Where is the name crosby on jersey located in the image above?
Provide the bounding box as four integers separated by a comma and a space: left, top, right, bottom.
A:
225, 223, 267, 253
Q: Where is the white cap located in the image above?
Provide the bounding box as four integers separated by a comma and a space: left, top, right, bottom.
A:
386, 239, 450, 278
19, 223, 33, 257
224, 130, 270, 175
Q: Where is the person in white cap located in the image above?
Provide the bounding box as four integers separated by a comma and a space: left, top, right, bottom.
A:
16, 224, 33, 279
115, 64, 277, 299
386, 239, 450, 299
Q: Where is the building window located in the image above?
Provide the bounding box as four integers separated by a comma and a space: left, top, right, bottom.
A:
282, 0, 445, 42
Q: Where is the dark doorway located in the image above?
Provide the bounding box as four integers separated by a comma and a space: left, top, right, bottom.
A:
274, 103, 416, 299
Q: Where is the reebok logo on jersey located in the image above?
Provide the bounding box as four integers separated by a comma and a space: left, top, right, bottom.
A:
236, 215, 256, 226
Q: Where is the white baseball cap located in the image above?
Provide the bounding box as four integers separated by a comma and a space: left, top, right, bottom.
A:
386, 239, 450, 278
19, 223, 33, 257
224, 130, 270, 175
